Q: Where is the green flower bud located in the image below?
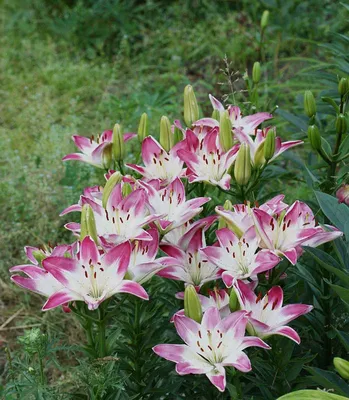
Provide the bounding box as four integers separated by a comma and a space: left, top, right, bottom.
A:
122, 182, 133, 198
102, 171, 123, 208
184, 284, 203, 323
252, 62, 261, 84
31, 250, 46, 264
336, 114, 348, 135
212, 109, 220, 121
334, 357, 349, 380
254, 142, 265, 168
260, 10, 269, 30
218, 200, 233, 229
263, 129, 276, 161
80, 204, 98, 244
304, 90, 316, 118
219, 110, 233, 152
173, 125, 183, 145
160, 116, 173, 152
137, 113, 149, 143
229, 289, 239, 312
112, 123, 125, 162
307, 125, 322, 151
338, 78, 349, 96
234, 143, 251, 186
184, 85, 199, 127
102, 144, 113, 170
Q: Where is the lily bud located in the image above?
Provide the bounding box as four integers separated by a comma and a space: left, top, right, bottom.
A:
212, 109, 220, 121
80, 204, 98, 244
336, 114, 348, 135
252, 62, 261, 84
102, 171, 123, 208
263, 129, 276, 161
219, 110, 233, 152
112, 123, 125, 162
254, 142, 265, 168
173, 125, 183, 145
160, 116, 173, 152
307, 125, 322, 151
218, 200, 233, 229
122, 182, 133, 198
234, 143, 251, 186
102, 144, 113, 170
229, 289, 239, 312
184, 85, 199, 127
31, 250, 46, 265
334, 357, 349, 380
260, 10, 269, 30
338, 78, 349, 96
304, 90, 316, 118
184, 284, 203, 323
137, 113, 149, 143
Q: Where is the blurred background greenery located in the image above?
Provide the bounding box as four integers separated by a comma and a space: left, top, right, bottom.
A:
0, 0, 348, 394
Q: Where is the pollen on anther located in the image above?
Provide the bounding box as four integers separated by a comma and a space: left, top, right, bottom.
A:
85, 271, 88, 278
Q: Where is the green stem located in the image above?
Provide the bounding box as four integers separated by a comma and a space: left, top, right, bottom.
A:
38, 354, 45, 386
98, 307, 106, 358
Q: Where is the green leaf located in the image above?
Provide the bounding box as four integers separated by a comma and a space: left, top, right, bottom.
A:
315, 191, 349, 238
321, 96, 340, 113
336, 329, 349, 352
325, 281, 349, 303
276, 109, 308, 131
306, 367, 349, 396
303, 246, 349, 285
277, 390, 349, 400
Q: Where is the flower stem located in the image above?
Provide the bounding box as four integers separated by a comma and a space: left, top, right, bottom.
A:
98, 307, 107, 358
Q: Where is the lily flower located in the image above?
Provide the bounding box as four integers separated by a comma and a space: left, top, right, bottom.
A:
127, 228, 163, 284
65, 183, 162, 247
63, 130, 136, 169
336, 184, 349, 206
177, 128, 239, 190
233, 280, 313, 344
126, 136, 185, 184
201, 227, 281, 287
139, 178, 210, 234
153, 307, 270, 392
41, 236, 148, 311
158, 226, 221, 287
253, 201, 342, 264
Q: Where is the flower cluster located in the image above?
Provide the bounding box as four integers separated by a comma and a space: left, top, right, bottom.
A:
10, 88, 343, 393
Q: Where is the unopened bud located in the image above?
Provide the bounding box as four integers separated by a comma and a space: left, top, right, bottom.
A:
160, 116, 173, 152
102, 144, 113, 170
112, 123, 125, 162
219, 110, 233, 152
173, 125, 183, 145
260, 10, 269, 30
212, 109, 220, 121
137, 113, 149, 143
307, 125, 322, 151
234, 143, 251, 186
263, 129, 276, 161
32, 250, 46, 264
252, 62, 261, 84
184, 85, 199, 127
254, 142, 265, 168
218, 200, 233, 229
334, 357, 349, 380
336, 114, 348, 135
338, 78, 349, 97
304, 90, 316, 118
229, 290, 239, 312
184, 284, 202, 323
80, 204, 98, 244
102, 171, 123, 208
122, 182, 133, 198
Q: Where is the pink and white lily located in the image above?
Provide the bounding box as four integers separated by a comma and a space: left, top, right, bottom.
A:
177, 128, 239, 190
126, 136, 185, 184
233, 280, 313, 344
41, 236, 148, 311
139, 178, 210, 234
153, 307, 270, 392
63, 131, 136, 169
158, 226, 221, 287
253, 200, 342, 264
201, 227, 281, 287
127, 228, 163, 284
